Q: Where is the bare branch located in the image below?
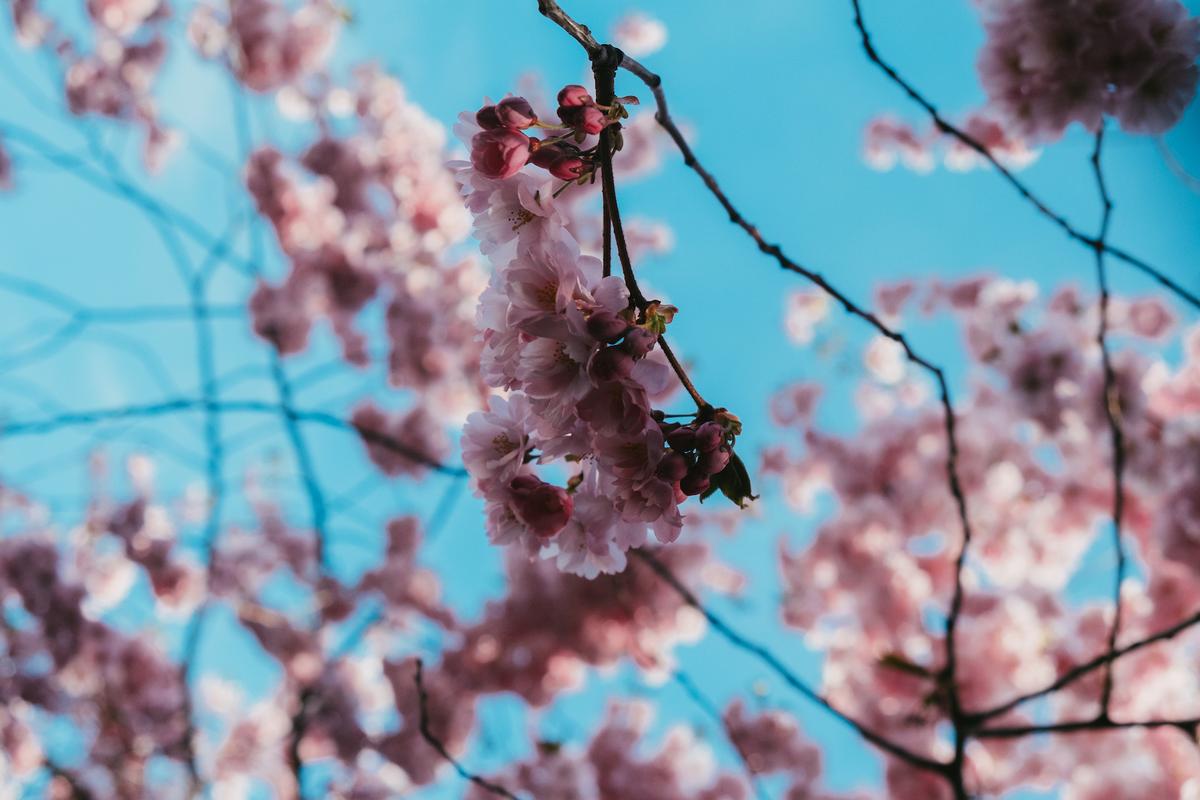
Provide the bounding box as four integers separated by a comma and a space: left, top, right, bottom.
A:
848, 0, 1200, 311
631, 550, 948, 775
968, 607, 1200, 725
413, 659, 525, 799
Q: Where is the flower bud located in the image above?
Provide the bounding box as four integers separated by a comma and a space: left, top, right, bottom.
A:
694, 421, 724, 452
476, 104, 503, 129
495, 96, 537, 129
655, 451, 689, 482
471, 129, 531, 179
586, 310, 629, 342
698, 445, 732, 476
559, 104, 608, 135
546, 155, 586, 180
622, 327, 657, 358
557, 84, 592, 107
679, 470, 711, 496
588, 346, 635, 382
666, 425, 696, 451
509, 474, 573, 538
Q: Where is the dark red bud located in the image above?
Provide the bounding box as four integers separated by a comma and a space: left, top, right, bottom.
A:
586, 310, 629, 342
558, 104, 608, 135
655, 451, 689, 483
622, 327, 657, 359
667, 425, 696, 451
695, 421, 724, 452
495, 96, 537, 128
557, 84, 592, 107
588, 346, 635, 382
476, 105, 503, 129
546, 155, 586, 181
699, 445, 732, 476
680, 471, 711, 496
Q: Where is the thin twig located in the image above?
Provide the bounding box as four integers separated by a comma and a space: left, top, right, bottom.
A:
967, 606, 1200, 724
0, 398, 467, 475
848, 0, 1200, 312
1090, 127, 1127, 719
630, 550, 948, 775
672, 671, 771, 800
413, 659, 524, 799
977, 716, 1200, 739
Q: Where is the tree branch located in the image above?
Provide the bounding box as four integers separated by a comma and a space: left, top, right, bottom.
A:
848, 0, 1200, 312
413, 659, 524, 799
1089, 126, 1127, 719
631, 550, 948, 775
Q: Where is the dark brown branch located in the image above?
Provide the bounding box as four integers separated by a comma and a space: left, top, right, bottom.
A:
672, 671, 770, 800
848, 0, 1200, 312
1090, 127, 1127, 718
413, 659, 524, 799
631, 550, 948, 775
0, 398, 467, 475
968, 606, 1200, 725
977, 716, 1200, 739
591, 44, 708, 409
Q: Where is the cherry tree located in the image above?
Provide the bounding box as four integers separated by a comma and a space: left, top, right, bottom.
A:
0, 0, 1198, 798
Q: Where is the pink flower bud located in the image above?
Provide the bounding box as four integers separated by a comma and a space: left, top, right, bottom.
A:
655, 451, 689, 482
471, 129, 531, 179
586, 310, 629, 342
666, 425, 696, 451
496, 96, 537, 129
695, 421, 724, 452
509, 475, 573, 538
680, 470, 711, 496
546, 155, 586, 180
698, 445, 731, 476
557, 84, 592, 107
559, 104, 608, 135
622, 327, 657, 358
588, 346, 635, 382
530, 143, 586, 179
476, 105, 503, 129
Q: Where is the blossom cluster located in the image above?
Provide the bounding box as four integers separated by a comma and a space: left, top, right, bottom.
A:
470, 85, 634, 182
976, 0, 1200, 138
766, 276, 1200, 796
187, 0, 340, 93
244, 65, 489, 431
9, 0, 177, 169
457, 88, 748, 577
863, 112, 1037, 173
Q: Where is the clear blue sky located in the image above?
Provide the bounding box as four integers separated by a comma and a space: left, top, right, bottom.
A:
0, 1, 1198, 797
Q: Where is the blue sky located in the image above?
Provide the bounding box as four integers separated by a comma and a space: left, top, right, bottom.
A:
1, 0, 1199, 797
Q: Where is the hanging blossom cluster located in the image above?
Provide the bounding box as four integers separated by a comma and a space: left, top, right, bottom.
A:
9, 0, 177, 169
976, 0, 1200, 139
456, 86, 752, 577
863, 112, 1037, 173
765, 276, 1200, 797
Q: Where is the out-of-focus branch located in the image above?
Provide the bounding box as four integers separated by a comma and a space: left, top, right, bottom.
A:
672, 671, 770, 800
1089, 127, 1127, 719
0, 120, 257, 278
848, 0, 1200, 312
0, 398, 467, 475
967, 606, 1200, 724
413, 659, 524, 800
631, 550, 948, 775
976, 716, 1200, 739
